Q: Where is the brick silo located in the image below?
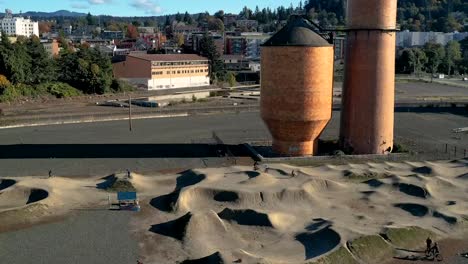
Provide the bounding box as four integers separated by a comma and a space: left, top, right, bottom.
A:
340, 0, 398, 154
261, 16, 334, 156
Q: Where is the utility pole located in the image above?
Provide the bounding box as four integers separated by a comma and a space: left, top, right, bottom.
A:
129, 95, 132, 131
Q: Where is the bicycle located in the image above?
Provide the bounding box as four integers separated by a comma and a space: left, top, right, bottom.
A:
426, 247, 443, 262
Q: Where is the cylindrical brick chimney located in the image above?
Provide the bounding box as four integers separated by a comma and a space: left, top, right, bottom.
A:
340, 0, 397, 154
261, 16, 334, 156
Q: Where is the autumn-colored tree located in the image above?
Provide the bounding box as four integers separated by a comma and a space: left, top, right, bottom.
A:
0, 74, 11, 91
175, 33, 185, 47
38, 22, 52, 35
126, 24, 138, 39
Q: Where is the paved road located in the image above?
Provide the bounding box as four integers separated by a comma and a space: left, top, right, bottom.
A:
0, 110, 467, 176
0, 210, 138, 264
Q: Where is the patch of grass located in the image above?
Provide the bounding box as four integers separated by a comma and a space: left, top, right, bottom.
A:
106, 179, 136, 192
384, 226, 434, 249
393, 143, 409, 153
310, 246, 359, 264
347, 235, 393, 264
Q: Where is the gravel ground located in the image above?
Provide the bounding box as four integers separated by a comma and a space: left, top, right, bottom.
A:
0, 210, 138, 264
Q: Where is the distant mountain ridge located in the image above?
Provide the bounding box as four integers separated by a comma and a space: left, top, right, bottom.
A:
0, 10, 87, 18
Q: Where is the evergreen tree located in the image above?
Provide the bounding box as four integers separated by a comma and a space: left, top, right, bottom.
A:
199, 33, 223, 82
26, 36, 56, 84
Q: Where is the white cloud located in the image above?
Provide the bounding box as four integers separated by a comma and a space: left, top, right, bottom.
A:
71, 3, 89, 9
130, 0, 162, 15
88, 0, 112, 4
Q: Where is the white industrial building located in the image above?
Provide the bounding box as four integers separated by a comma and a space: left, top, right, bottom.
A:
396, 30, 468, 48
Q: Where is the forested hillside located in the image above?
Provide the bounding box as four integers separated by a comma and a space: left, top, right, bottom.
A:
305, 0, 467, 32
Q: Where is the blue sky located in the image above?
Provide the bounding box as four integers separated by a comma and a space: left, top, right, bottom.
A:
4, 0, 302, 17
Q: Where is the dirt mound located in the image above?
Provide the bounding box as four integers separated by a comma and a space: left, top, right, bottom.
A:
176, 187, 251, 212
0, 179, 16, 191
149, 171, 207, 213
302, 178, 345, 193
239, 173, 278, 185
394, 203, 429, 217
295, 227, 341, 260
181, 252, 224, 264
218, 208, 273, 227
393, 183, 430, 198
149, 212, 192, 240
0, 187, 49, 210
343, 170, 391, 180
228, 171, 260, 179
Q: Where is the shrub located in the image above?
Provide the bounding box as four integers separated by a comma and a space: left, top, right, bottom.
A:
0, 85, 21, 102
393, 143, 409, 153
37, 82, 82, 98
192, 94, 197, 102
110, 79, 135, 93
227, 71, 236, 87
16, 83, 47, 98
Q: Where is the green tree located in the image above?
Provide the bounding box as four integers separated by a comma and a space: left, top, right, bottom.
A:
214, 10, 225, 20
424, 42, 445, 82
26, 36, 56, 83
175, 12, 183, 22
445, 40, 462, 76
208, 17, 225, 31
408, 48, 427, 76
86, 12, 96, 26
199, 33, 223, 82
58, 47, 113, 94
183, 12, 193, 25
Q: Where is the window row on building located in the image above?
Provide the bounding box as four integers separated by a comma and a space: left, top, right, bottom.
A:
151, 61, 209, 67
152, 69, 209, 75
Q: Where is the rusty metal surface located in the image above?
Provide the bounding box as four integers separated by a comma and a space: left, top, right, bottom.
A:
261, 46, 334, 156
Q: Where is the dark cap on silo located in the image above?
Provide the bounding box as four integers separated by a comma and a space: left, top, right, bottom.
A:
262, 15, 332, 47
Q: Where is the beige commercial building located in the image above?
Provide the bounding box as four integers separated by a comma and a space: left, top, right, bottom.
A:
113, 54, 210, 90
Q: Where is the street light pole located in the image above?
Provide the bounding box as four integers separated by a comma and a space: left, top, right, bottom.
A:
129, 95, 132, 132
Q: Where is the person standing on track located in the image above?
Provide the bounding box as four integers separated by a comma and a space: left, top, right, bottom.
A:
426, 237, 432, 254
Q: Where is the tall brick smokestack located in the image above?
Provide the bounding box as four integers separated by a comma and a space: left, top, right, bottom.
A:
340, 0, 398, 154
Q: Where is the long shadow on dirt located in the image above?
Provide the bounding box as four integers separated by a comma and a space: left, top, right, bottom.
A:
181, 252, 224, 264
150, 170, 205, 212
0, 179, 16, 191
295, 227, 341, 260
148, 212, 192, 240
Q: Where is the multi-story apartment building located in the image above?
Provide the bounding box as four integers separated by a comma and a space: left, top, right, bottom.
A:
0, 10, 39, 37
225, 33, 270, 59
101, 30, 124, 40
113, 54, 210, 90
